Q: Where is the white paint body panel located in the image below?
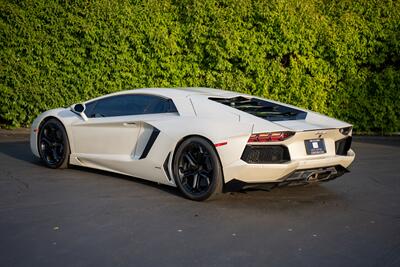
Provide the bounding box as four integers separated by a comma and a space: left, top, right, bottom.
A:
30, 87, 355, 186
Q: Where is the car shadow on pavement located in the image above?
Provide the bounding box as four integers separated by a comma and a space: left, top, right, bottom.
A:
70, 164, 184, 198
0, 140, 184, 198
0, 140, 43, 166
71, 165, 343, 211
3, 140, 192, 198
0, 140, 342, 206
218, 184, 343, 211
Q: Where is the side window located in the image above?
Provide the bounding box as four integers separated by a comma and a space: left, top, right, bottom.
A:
84, 101, 97, 117
85, 94, 178, 118
145, 98, 178, 114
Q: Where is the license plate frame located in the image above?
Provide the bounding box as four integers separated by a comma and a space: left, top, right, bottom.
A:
305, 139, 326, 155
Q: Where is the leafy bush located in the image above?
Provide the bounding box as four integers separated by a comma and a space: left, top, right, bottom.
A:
1, 0, 399, 132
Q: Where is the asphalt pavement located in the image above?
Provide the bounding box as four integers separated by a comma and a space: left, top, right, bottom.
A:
0, 134, 399, 267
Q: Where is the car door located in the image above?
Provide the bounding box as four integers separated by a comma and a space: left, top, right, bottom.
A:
70, 93, 178, 177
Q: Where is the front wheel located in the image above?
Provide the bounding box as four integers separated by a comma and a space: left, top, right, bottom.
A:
38, 118, 70, 169
172, 137, 223, 201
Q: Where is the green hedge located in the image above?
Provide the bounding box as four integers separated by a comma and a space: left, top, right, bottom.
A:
1, 0, 399, 132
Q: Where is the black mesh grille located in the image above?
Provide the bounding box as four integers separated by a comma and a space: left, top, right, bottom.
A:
335, 136, 352, 155
241, 145, 290, 164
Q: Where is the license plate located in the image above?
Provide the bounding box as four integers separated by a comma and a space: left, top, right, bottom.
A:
305, 139, 326, 155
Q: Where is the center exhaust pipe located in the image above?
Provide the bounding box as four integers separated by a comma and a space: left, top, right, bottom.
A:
306, 168, 337, 182
307, 172, 319, 182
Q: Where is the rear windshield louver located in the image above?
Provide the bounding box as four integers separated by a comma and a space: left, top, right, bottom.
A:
209, 96, 307, 121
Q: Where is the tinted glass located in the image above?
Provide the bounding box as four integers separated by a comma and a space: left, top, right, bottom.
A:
85, 94, 177, 118
84, 101, 96, 116
209, 96, 307, 121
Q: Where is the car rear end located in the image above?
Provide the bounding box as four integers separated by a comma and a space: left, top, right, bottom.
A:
203, 94, 355, 190
224, 128, 354, 186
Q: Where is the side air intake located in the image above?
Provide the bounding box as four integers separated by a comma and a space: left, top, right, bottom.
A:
335, 136, 352, 156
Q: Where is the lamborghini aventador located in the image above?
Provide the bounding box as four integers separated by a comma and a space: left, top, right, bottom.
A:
30, 88, 355, 200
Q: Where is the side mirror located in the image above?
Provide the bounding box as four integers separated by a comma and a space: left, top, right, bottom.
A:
71, 103, 88, 121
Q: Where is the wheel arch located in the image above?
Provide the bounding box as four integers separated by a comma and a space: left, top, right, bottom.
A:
36, 116, 71, 160
170, 134, 226, 185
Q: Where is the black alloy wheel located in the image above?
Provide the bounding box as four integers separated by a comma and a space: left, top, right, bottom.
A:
38, 118, 70, 169
173, 137, 223, 201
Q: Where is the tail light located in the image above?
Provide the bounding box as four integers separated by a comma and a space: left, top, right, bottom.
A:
339, 126, 352, 136
248, 131, 295, 143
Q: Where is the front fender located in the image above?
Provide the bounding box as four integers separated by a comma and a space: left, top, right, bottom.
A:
30, 108, 79, 157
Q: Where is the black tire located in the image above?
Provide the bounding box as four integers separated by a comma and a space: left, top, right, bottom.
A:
173, 137, 223, 201
38, 118, 70, 169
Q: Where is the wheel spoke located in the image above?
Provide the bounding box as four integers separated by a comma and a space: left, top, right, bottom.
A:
203, 156, 213, 171
180, 169, 196, 178
42, 144, 52, 158
184, 152, 198, 167
50, 129, 58, 142
43, 128, 49, 139
54, 129, 63, 141
41, 137, 52, 145
52, 148, 59, 161
45, 127, 56, 142
180, 175, 188, 185
199, 172, 211, 186
197, 143, 203, 153
192, 173, 199, 189
179, 166, 195, 185
197, 145, 205, 162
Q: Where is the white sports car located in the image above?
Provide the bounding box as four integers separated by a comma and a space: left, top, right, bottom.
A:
30, 87, 355, 200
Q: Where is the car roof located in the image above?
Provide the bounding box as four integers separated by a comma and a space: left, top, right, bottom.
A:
83, 87, 251, 106
110, 87, 243, 98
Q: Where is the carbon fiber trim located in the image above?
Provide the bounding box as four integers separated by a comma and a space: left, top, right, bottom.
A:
163, 152, 172, 181
224, 165, 349, 192
335, 136, 352, 156
139, 128, 160, 159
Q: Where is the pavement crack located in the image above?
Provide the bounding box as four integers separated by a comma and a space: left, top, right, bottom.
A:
13, 176, 29, 189
1, 169, 30, 190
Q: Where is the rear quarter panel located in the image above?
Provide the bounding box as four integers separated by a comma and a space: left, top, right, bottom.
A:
149, 116, 253, 168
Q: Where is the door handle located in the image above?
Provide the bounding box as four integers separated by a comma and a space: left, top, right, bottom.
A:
123, 122, 136, 126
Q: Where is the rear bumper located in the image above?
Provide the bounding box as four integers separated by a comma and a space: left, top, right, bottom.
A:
223, 149, 355, 184
224, 165, 349, 191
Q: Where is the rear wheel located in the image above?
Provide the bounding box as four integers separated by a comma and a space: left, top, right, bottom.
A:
173, 137, 223, 201
38, 118, 70, 169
